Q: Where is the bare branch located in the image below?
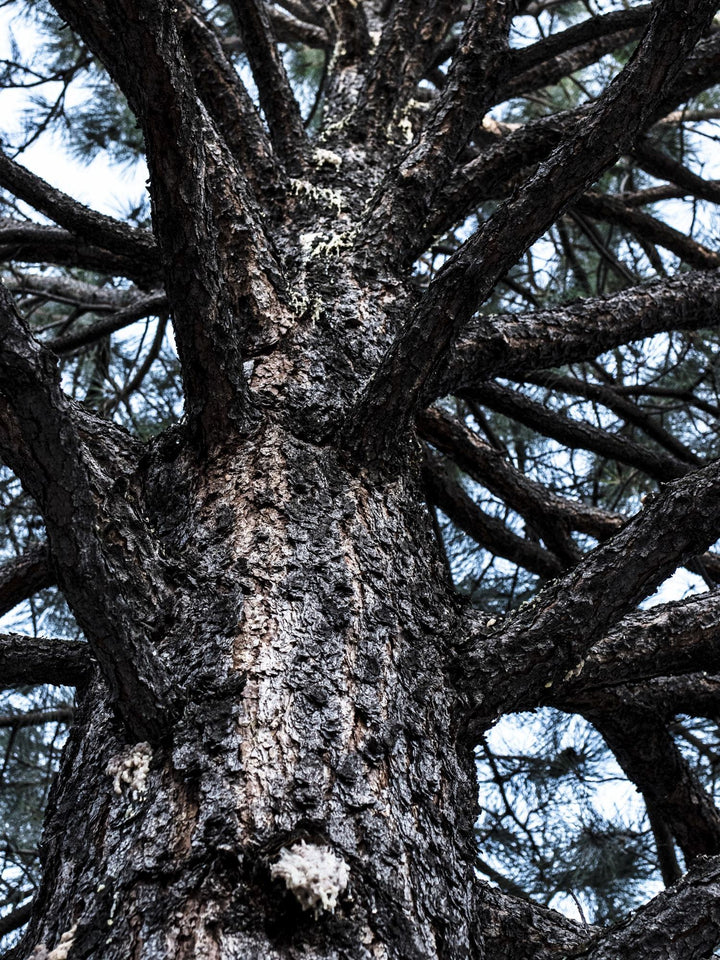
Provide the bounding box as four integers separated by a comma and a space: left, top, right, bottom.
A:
422, 453, 564, 579
464, 382, 690, 483
419, 407, 585, 564
356, 0, 461, 138
574, 855, 720, 960
177, 1, 278, 190
459, 455, 720, 735
0, 706, 74, 728
633, 137, 720, 206
226, 0, 308, 170
499, 6, 651, 103
0, 632, 92, 690
49, 292, 168, 354
346, 0, 719, 453
420, 29, 720, 259
0, 900, 33, 940
0, 149, 158, 266
48, 0, 291, 444
358, 0, 518, 253
575, 192, 720, 270
0, 544, 54, 618
555, 591, 720, 699
0, 283, 179, 740
442, 270, 720, 402
0, 219, 161, 287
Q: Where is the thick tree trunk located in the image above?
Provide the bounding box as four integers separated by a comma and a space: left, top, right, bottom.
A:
21, 425, 480, 959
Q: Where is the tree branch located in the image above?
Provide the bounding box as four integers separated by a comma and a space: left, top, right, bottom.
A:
0, 544, 54, 618
0, 284, 179, 740
525, 371, 702, 467
355, 0, 461, 139
0, 219, 161, 287
419, 407, 585, 564
575, 192, 720, 270
358, 0, 518, 255
226, 0, 308, 170
498, 8, 651, 103
0, 633, 92, 690
420, 28, 720, 259
632, 137, 720, 206
346, 0, 719, 454
462, 381, 689, 483
441, 270, 720, 402
588, 705, 720, 862
48, 0, 291, 446
458, 455, 720, 736
572, 855, 720, 960
0, 149, 158, 267
0, 706, 74, 729
552, 591, 720, 699
176, 1, 277, 190
48, 292, 168, 355
422, 453, 564, 579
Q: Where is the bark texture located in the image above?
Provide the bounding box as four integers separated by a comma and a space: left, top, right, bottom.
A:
1, 1, 720, 958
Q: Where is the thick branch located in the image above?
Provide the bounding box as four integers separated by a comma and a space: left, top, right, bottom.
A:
227, 0, 307, 170
48, 0, 290, 445
575, 192, 720, 270
0, 149, 158, 267
499, 7, 651, 103
0, 543, 54, 618
347, 0, 719, 452
0, 219, 161, 287
419, 406, 614, 554
572, 855, 720, 960
0, 633, 92, 690
633, 137, 720, 206
0, 285, 178, 740
459, 455, 720, 735
421, 28, 720, 257
356, 1, 461, 138
526, 371, 702, 466
358, 0, 517, 254
176, 1, 277, 190
554, 591, 720, 698
442, 270, 720, 401
589, 706, 720, 861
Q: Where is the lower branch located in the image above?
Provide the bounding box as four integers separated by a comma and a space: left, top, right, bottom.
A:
572, 855, 720, 960
0, 633, 92, 690
0, 544, 54, 618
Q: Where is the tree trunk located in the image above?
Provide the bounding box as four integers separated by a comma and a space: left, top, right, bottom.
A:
24, 424, 480, 959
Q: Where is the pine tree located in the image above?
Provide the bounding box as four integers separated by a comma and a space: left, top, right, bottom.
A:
2, 1, 720, 957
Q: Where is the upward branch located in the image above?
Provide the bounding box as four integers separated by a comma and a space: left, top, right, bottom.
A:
345, 0, 720, 457
0, 286, 177, 740
48, 0, 291, 447
226, 0, 308, 171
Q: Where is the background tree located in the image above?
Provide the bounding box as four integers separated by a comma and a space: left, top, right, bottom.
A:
2, 0, 720, 957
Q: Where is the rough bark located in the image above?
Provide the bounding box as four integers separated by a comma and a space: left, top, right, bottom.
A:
2, 1, 720, 958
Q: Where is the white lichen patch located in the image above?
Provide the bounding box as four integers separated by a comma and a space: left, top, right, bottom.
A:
30, 923, 78, 960
299, 229, 354, 262
396, 116, 414, 145
106, 742, 152, 800
48, 925, 78, 960
288, 178, 345, 215
270, 841, 350, 918
313, 148, 342, 170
